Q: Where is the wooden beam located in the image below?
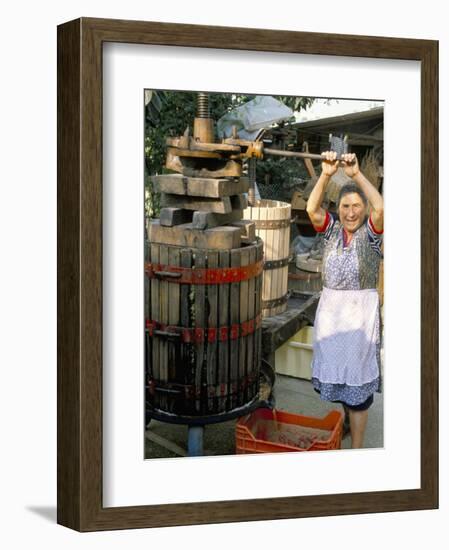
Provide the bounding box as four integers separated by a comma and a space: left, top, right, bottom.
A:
148, 220, 242, 249
161, 193, 248, 214
153, 174, 249, 198
192, 209, 243, 229
161, 193, 232, 213
159, 207, 193, 226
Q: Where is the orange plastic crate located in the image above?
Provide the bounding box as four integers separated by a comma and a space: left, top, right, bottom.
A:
236, 408, 343, 454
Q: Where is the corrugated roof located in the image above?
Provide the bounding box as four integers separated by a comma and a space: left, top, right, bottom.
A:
293, 106, 384, 130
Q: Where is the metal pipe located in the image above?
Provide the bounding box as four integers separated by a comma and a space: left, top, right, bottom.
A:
264, 147, 354, 162
187, 425, 204, 456
264, 148, 323, 160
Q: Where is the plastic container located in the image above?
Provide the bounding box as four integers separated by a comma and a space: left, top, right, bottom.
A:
236, 407, 343, 454
275, 325, 313, 380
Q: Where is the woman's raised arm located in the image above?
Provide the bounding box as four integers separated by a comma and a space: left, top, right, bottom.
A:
306, 151, 338, 228
341, 153, 384, 232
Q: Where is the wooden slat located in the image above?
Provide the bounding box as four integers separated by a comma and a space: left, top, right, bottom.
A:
206, 250, 218, 412
148, 220, 242, 249
254, 240, 263, 398
281, 204, 291, 314
194, 250, 206, 413
261, 203, 271, 317
275, 204, 284, 316
247, 244, 256, 403
229, 248, 240, 410
180, 248, 193, 412
217, 250, 230, 412
144, 241, 150, 320
271, 204, 279, 317
154, 174, 249, 198
277, 204, 284, 315
150, 243, 160, 409
252, 213, 261, 401
238, 246, 249, 406
275, 205, 283, 315
263, 205, 271, 316
145, 241, 152, 383
168, 246, 180, 413
159, 244, 169, 411
265, 204, 273, 317
278, 203, 291, 316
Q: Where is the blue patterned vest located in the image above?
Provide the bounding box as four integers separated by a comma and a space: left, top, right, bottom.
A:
321, 214, 382, 291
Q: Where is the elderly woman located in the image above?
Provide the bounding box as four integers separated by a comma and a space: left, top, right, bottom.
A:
306, 151, 384, 449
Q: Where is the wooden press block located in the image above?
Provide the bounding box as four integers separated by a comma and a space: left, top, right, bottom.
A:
192, 209, 243, 230
161, 193, 232, 214
230, 194, 248, 210
229, 220, 256, 241
159, 207, 193, 226
152, 174, 249, 198
147, 220, 242, 249
165, 149, 242, 178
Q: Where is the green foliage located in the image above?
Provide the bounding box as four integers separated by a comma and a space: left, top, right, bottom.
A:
144, 91, 315, 217
144, 165, 160, 220
255, 157, 309, 202
274, 95, 314, 114
145, 91, 250, 177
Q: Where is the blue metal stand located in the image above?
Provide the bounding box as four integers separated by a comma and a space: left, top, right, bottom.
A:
187, 426, 204, 456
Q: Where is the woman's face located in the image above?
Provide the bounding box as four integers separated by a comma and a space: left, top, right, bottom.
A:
338, 192, 367, 233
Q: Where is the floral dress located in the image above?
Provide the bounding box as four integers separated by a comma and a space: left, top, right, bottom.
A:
311, 211, 383, 406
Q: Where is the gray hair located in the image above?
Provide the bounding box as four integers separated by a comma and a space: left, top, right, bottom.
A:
337, 183, 368, 208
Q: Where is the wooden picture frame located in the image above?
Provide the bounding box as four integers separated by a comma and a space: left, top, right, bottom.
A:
57, 17, 438, 531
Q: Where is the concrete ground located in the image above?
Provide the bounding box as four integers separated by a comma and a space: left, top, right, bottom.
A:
144, 374, 383, 458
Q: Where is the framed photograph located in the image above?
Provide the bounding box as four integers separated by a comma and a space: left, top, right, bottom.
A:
57, 17, 438, 531
141, 90, 386, 459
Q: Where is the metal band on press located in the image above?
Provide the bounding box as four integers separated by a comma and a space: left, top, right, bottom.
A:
261, 292, 290, 310
147, 373, 258, 398
146, 315, 262, 343
145, 260, 263, 284
253, 218, 290, 230
263, 257, 290, 270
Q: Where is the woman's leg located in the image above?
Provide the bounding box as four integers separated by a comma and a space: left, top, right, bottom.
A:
342, 404, 351, 437
348, 409, 369, 449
